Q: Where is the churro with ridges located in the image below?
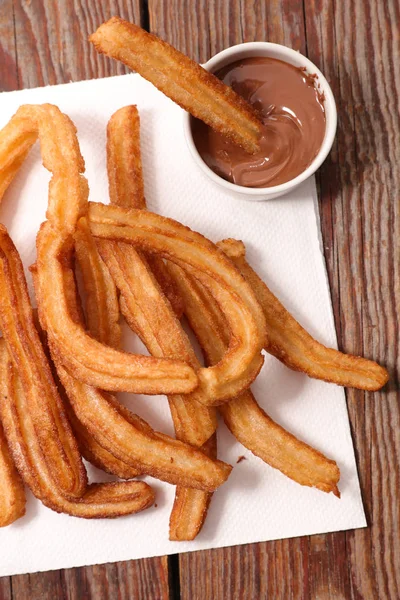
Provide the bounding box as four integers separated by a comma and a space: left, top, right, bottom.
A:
0, 340, 155, 518
0, 226, 87, 498
166, 262, 341, 496
0, 104, 198, 396
217, 238, 389, 391
107, 107, 184, 317
87, 202, 266, 403
0, 414, 26, 527
90, 19, 262, 153
106, 106, 216, 539
33, 247, 229, 492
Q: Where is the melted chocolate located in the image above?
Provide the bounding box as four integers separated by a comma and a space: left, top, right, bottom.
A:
192, 57, 326, 188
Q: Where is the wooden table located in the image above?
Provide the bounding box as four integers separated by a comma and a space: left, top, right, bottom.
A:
0, 1, 398, 598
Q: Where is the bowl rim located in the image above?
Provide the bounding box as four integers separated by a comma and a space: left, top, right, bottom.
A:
183, 41, 337, 197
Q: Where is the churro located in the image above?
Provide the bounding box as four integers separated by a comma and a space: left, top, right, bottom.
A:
0, 416, 26, 527
90, 18, 262, 153
218, 238, 389, 391
166, 262, 341, 496
0, 104, 198, 395
0, 339, 155, 518
103, 106, 216, 539
88, 202, 267, 403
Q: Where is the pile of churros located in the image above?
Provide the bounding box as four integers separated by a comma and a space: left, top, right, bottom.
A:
0, 18, 388, 541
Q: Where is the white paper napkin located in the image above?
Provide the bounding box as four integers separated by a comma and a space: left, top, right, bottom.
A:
0, 74, 365, 577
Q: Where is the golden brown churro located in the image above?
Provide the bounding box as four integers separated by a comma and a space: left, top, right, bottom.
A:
104, 106, 215, 539
0, 226, 87, 498
87, 202, 267, 404
36, 220, 197, 394
0, 339, 155, 518
0, 416, 26, 527
107, 107, 184, 317
97, 238, 217, 446
33, 245, 230, 492
166, 262, 341, 496
217, 238, 389, 391
0, 230, 154, 518
90, 18, 262, 154
0, 104, 198, 395
55, 365, 229, 492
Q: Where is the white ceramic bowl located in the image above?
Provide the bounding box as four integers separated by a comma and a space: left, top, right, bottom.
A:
183, 42, 337, 200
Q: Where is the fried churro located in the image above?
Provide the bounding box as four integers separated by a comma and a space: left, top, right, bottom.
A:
0, 104, 198, 395
0, 230, 154, 518
90, 18, 262, 153
0, 339, 155, 518
0, 416, 26, 527
103, 106, 216, 539
35, 254, 230, 492
0, 226, 87, 498
166, 262, 341, 496
217, 238, 389, 391
88, 202, 267, 403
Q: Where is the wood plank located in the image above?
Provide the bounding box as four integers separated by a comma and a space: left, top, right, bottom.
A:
11, 0, 142, 90
0, 2, 171, 599
0, 0, 19, 92
0, 581, 12, 600
149, 0, 306, 62
306, 1, 400, 599
148, 0, 399, 598
10, 557, 170, 600
10, 573, 66, 600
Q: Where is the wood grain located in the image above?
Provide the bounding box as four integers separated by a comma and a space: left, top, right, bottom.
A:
149, 0, 308, 62
0, 2, 171, 599
0, 0, 18, 92
149, 0, 400, 598
2, 0, 143, 90
7, 557, 171, 600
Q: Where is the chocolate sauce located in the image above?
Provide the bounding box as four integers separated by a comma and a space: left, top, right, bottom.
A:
192, 57, 326, 187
